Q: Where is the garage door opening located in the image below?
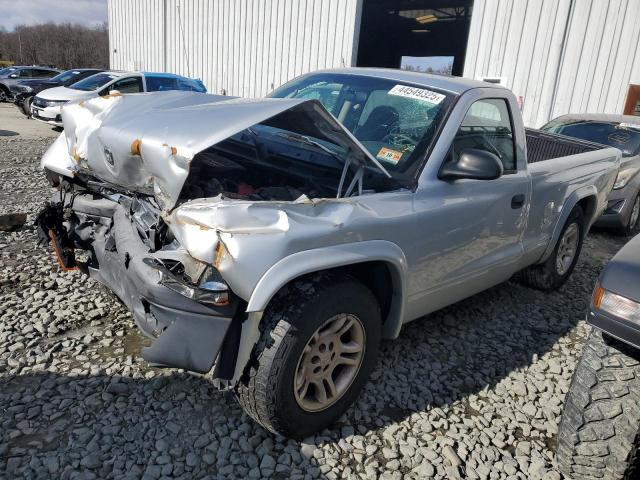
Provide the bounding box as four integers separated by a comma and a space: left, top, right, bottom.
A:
356, 0, 474, 77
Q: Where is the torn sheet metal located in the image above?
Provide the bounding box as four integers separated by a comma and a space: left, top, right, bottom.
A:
41, 90, 388, 212
166, 195, 373, 300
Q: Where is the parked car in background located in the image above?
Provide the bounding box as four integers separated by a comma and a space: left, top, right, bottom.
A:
31, 71, 207, 127
37, 69, 620, 437
542, 114, 640, 235
10, 68, 103, 117
557, 233, 640, 480
0, 65, 61, 102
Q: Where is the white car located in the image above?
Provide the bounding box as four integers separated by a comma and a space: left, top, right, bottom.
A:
31, 70, 207, 127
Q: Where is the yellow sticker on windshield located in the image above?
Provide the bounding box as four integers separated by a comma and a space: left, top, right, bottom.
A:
377, 147, 403, 164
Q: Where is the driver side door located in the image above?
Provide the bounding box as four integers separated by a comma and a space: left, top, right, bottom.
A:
406, 95, 531, 318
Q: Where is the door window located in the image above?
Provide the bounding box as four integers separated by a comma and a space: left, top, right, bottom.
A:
18, 69, 33, 78
453, 98, 516, 172
110, 77, 143, 93
34, 69, 54, 77
145, 76, 178, 91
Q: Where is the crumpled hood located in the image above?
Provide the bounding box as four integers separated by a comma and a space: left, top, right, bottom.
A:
40, 90, 388, 212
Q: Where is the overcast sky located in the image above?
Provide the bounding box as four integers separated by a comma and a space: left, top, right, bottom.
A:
0, 0, 107, 30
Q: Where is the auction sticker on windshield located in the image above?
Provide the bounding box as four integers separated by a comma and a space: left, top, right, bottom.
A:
377, 147, 403, 164
388, 85, 446, 105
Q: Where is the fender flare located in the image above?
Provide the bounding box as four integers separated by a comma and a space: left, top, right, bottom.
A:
540, 185, 598, 262
246, 239, 408, 338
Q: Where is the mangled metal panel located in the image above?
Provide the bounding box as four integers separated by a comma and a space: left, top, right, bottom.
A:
43, 91, 388, 212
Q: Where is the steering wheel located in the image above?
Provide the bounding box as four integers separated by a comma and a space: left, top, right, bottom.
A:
381, 133, 418, 148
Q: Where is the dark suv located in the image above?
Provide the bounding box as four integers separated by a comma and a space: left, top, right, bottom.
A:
10, 68, 103, 116
0, 66, 61, 102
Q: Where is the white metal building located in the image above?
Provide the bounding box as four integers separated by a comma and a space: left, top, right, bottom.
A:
108, 0, 640, 127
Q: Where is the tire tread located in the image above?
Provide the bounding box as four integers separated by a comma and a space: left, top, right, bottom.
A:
557, 330, 640, 480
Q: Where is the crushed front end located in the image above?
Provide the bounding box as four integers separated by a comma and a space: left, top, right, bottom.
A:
36, 91, 396, 378
36, 180, 242, 375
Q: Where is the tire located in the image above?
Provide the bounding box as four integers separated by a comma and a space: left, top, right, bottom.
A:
618, 193, 640, 237
0, 86, 8, 103
517, 205, 585, 290
21, 96, 33, 118
557, 329, 640, 480
235, 272, 381, 438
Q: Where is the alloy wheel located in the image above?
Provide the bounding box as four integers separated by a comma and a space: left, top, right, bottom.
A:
556, 223, 579, 275
629, 196, 640, 233
294, 313, 366, 412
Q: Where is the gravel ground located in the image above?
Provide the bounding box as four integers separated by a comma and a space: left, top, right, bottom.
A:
0, 136, 630, 480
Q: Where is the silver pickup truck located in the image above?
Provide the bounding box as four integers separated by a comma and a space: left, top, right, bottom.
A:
36, 68, 620, 438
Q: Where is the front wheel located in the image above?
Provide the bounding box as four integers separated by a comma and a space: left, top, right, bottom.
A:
236, 273, 381, 438
557, 330, 640, 479
517, 205, 585, 290
21, 96, 33, 117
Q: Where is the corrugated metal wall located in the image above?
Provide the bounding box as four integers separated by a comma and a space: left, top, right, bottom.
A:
464, 0, 640, 126
109, 0, 362, 97
108, 0, 165, 71
110, 0, 640, 126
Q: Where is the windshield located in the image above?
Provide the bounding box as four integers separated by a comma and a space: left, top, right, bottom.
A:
269, 73, 455, 179
180, 101, 398, 202
543, 120, 640, 157
0, 67, 17, 76
70, 73, 118, 91
51, 70, 84, 84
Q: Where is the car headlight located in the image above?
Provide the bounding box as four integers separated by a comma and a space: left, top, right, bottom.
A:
594, 284, 640, 323
613, 168, 637, 190
143, 257, 230, 307
45, 99, 69, 107
21, 85, 33, 93
195, 265, 229, 305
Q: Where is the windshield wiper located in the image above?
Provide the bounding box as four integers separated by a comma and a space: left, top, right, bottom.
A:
277, 131, 365, 198
276, 132, 343, 162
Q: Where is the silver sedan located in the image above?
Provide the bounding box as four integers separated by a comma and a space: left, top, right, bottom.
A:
542, 114, 640, 235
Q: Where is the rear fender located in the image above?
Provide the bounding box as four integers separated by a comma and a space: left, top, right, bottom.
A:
539, 186, 598, 263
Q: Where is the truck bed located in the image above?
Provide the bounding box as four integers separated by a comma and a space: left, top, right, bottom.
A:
525, 128, 607, 164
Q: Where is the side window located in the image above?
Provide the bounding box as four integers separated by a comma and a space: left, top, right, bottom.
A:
35, 69, 54, 77
453, 98, 516, 172
18, 69, 33, 78
146, 76, 178, 92
110, 77, 143, 93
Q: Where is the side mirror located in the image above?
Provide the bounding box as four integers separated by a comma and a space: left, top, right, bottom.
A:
439, 148, 504, 181
9, 73, 18, 78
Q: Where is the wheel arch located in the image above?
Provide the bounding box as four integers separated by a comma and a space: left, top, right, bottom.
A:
540, 187, 597, 263
246, 240, 408, 339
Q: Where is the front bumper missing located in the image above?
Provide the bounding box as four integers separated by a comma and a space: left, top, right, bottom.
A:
36, 195, 239, 374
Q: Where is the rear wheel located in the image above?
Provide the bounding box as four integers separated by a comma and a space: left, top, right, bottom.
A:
557, 329, 640, 479
236, 273, 381, 438
517, 205, 585, 290
621, 193, 640, 237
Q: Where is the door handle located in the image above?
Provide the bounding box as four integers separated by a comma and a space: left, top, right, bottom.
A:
511, 194, 525, 209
